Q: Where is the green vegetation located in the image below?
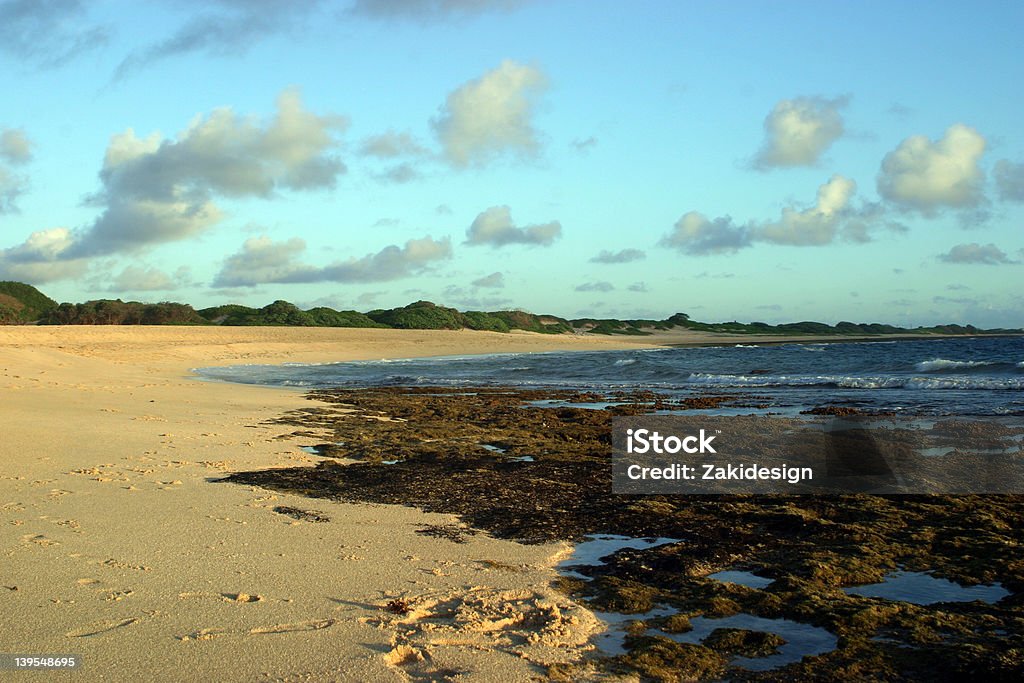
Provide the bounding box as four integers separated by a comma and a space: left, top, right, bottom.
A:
0, 281, 58, 323
366, 301, 467, 330
41, 300, 207, 325
489, 310, 573, 334
1, 281, 1018, 336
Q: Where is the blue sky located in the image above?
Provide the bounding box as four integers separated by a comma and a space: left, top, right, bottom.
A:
1, 0, 1022, 326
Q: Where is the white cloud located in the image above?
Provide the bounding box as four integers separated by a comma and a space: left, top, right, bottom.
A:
660, 211, 752, 255
0, 0, 109, 67
590, 248, 645, 264
374, 163, 421, 184
0, 128, 33, 164
34, 89, 344, 262
471, 272, 504, 288
994, 159, 1024, 202
77, 198, 224, 256
0, 228, 89, 282
465, 205, 561, 247
758, 174, 856, 245
99, 88, 346, 202
938, 243, 1015, 265
432, 60, 548, 167
109, 265, 189, 292
877, 124, 986, 213
0, 167, 27, 214
359, 130, 429, 158
213, 234, 452, 286
350, 0, 529, 20
663, 175, 878, 255
753, 96, 847, 168
575, 281, 614, 292
0, 128, 33, 213
213, 235, 310, 287
114, 1, 328, 80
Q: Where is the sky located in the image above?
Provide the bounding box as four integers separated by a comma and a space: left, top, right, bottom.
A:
1, 0, 1022, 327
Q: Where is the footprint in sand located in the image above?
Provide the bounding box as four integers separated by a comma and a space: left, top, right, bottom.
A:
102, 589, 134, 602
66, 618, 139, 638
21, 533, 59, 547
384, 644, 427, 667
178, 628, 228, 642
249, 619, 335, 634
96, 558, 152, 572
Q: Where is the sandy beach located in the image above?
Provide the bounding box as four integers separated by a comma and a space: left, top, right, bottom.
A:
1, 326, 671, 682
5, 326, 1020, 681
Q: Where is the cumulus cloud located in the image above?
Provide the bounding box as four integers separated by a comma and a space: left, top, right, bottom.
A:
465, 205, 561, 247
0, 128, 33, 213
0, 168, 27, 214
359, 130, 430, 158
373, 163, 421, 184
213, 234, 452, 287
590, 248, 645, 264
97, 88, 346, 202
0, 228, 89, 282
109, 265, 191, 292
1, 91, 345, 279
994, 159, 1024, 202
213, 235, 309, 286
71, 89, 343, 257
628, 282, 648, 292
753, 96, 847, 169
575, 281, 614, 292
877, 124, 986, 213
350, 0, 529, 20
663, 175, 878, 255
471, 272, 504, 288
432, 60, 548, 167
115, 1, 327, 79
360, 131, 430, 183
660, 212, 752, 255
79, 198, 225, 256
0, 0, 109, 67
758, 174, 856, 245
0, 128, 33, 164
938, 243, 1015, 265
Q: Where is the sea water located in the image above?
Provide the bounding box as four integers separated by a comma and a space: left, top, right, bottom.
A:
196, 336, 1024, 416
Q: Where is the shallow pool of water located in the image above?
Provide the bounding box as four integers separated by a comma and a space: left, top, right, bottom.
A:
844, 571, 1010, 604
671, 614, 838, 671
707, 569, 774, 589
557, 534, 681, 580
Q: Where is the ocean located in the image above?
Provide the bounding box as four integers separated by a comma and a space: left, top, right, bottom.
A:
195, 335, 1024, 417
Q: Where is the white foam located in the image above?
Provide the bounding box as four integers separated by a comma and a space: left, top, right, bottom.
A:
915, 358, 992, 372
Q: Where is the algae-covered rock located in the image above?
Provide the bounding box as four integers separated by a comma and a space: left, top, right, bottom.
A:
616, 636, 727, 682
703, 627, 785, 657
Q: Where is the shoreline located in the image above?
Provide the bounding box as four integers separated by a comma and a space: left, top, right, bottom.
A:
2, 326, 1020, 681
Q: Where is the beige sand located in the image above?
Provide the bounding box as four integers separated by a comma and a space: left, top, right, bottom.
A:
1, 326, 672, 682
1, 325, 956, 680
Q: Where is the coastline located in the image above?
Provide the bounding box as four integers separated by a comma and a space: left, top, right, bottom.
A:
0, 326, 667, 682
3, 326, 1020, 680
